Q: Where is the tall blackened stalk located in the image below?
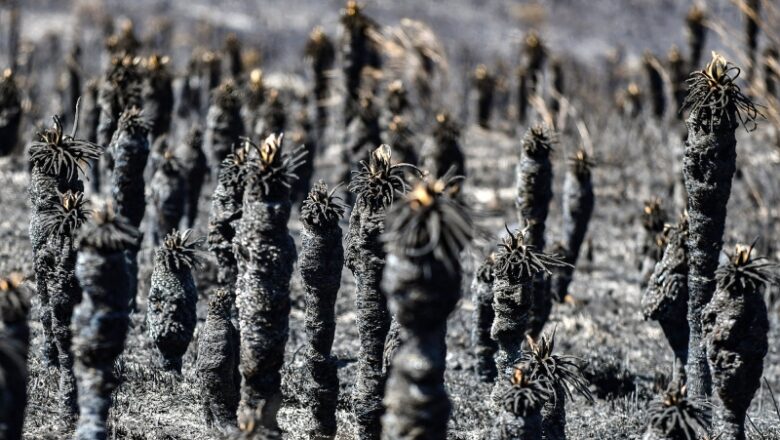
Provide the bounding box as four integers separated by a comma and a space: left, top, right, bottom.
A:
0, 273, 30, 440
149, 151, 187, 244
423, 112, 465, 178
142, 54, 174, 141
300, 181, 346, 439
681, 53, 760, 398
233, 134, 305, 432
685, 6, 707, 72
473, 64, 496, 129
643, 52, 666, 119
744, 0, 760, 82
0, 69, 22, 156
472, 253, 498, 382
81, 79, 101, 191
304, 27, 336, 136
97, 56, 142, 164
205, 80, 245, 176
340, 0, 382, 126
73, 204, 140, 440
177, 125, 207, 228
347, 145, 417, 439
381, 175, 474, 440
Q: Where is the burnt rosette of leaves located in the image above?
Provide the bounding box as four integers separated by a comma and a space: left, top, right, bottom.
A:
668, 46, 687, 117
644, 384, 709, 440
346, 144, 418, 440
205, 80, 246, 176
177, 124, 208, 228
196, 288, 240, 428
233, 134, 306, 433
304, 27, 336, 135
40, 190, 89, 422
517, 331, 592, 440
147, 230, 204, 373
681, 53, 760, 398
73, 203, 140, 440
423, 112, 465, 178
472, 253, 498, 382
642, 215, 689, 384
0, 273, 30, 440
0, 68, 22, 156
490, 366, 553, 440
702, 243, 777, 439
300, 181, 346, 439
149, 150, 187, 245
142, 54, 175, 140
29, 115, 102, 367
381, 175, 474, 440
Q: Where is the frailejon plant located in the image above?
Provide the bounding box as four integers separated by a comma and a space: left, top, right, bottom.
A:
224, 34, 244, 81
73, 203, 140, 440
423, 112, 465, 178
522, 30, 546, 97
58, 45, 81, 127
110, 107, 151, 307
744, 0, 760, 82
518, 330, 592, 440
387, 115, 418, 166
685, 6, 706, 72
551, 149, 594, 303
473, 64, 496, 129
97, 55, 142, 154
259, 88, 286, 138
0, 273, 30, 440
681, 52, 760, 398
643, 384, 709, 440
345, 95, 383, 173
233, 134, 305, 432
29, 114, 101, 367
300, 181, 346, 439
549, 59, 564, 120
0, 69, 22, 156
764, 47, 778, 97
340, 0, 382, 126
149, 150, 187, 244
290, 109, 317, 207
347, 145, 417, 439
667, 46, 687, 118
196, 288, 240, 428
516, 124, 555, 339
643, 51, 666, 119
205, 79, 245, 176
702, 243, 777, 439
517, 67, 529, 124
40, 190, 89, 422
147, 230, 203, 372
639, 197, 668, 282
176, 125, 207, 228
381, 175, 474, 440
304, 27, 335, 136
472, 252, 498, 382
385, 80, 410, 119
642, 214, 689, 384
490, 366, 552, 440
81, 79, 102, 191
243, 69, 265, 135
142, 54, 174, 141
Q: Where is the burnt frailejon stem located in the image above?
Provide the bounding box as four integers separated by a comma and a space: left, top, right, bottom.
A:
516, 68, 529, 124
81, 79, 102, 191
177, 125, 207, 228
73, 204, 140, 440
304, 27, 336, 136
491, 227, 568, 382
551, 150, 594, 302
40, 191, 89, 422
387, 115, 418, 166
490, 366, 552, 440
0, 69, 21, 157
702, 244, 776, 439
97, 56, 143, 169
744, 0, 760, 82
473, 64, 496, 129
472, 253, 498, 382
225, 34, 244, 81
668, 46, 687, 118
522, 30, 546, 99
290, 109, 318, 210
347, 145, 417, 439
233, 134, 306, 432
0, 273, 30, 440
142, 54, 174, 141
196, 288, 240, 429
681, 53, 760, 399
149, 151, 187, 244
208, 142, 250, 290
345, 95, 383, 166
643, 384, 709, 440
640, 198, 668, 264
644, 52, 666, 119
177, 54, 202, 120
29, 115, 102, 367
381, 175, 474, 440
147, 230, 203, 372
519, 331, 592, 440
685, 6, 707, 73
642, 215, 689, 384
110, 107, 151, 307
300, 181, 346, 439
205, 80, 245, 176
549, 60, 564, 120
58, 45, 81, 127
340, 0, 382, 126
243, 69, 265, 135
516, 124, 555, 339
259, 88, 287, 139
423, 112, 465, 178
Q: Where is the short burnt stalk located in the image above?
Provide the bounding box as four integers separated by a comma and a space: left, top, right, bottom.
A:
642, 214, 689, 384
40, 191, 89, 422
110, 107, 151, 306
233, 134, 305, 432
304, 26, 336, 135
29, 115, 102, 367
73, 204, 140, 440
347, 145, 417, 439
205, 80, 246, 176
0, 273, 30, 440
423, 112, 465, 178
224, 34, 244, 81
176, 125, 208, 228
518, 331, 592, 440
300, 181, 346, 439
491, 227, 568, 381
142, 54, 175, 141
473, 64, 496, 129
551, 150, 594, 302
522, 31, 546, 95
681, 53, 760, 398
702, 244, 776, 439
490, 366, 552, 440
643, 384, 709, 440
516, 124, 555, 339
381, 175, 474, 440
196, 288, 240, 428
149, 150, 187, 244
147, 230, 203, 373
643, 51, 666, 119
340, 0, 382, 126
473, 253, 498, 382
0, 69, 22, 156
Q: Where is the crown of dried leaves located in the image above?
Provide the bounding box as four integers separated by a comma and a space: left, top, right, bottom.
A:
433, 112, 461, 144
78, 201, 141, 252
647, 384, 710, 439
105, 55, 143, 105
244, 133, 307, 197
40, 190, 89, 236
0, 273, 29, 324
494, 225, 569, 281
682, 52, 761, 131
145, 53, 171, 78
499, 365, 554, 417
716, 241, 780, 293
521, 123, 556, 156
686, 5, 705, 26
29, 115, 102, 181
642, 198, 667, 233
349, 144, 419, 212
214, 79, 243, 109
0, 68, 20, 106
517, 330, 593, 403
117, 106, 151, 136
341, 0, 376, 31
158, 229, 205, 272
218, 142, 251, 188
208, 288, 233, 316
301, 180, 346, 229
568, 149, 595, 177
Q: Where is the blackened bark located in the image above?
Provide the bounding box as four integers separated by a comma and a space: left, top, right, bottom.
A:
205, 81, 245, 176
423, 113, 465, 179
0, 274, 30, 440
0, 70, 22, 157
472, 255, 497, 382
473, 65, 495, 129
644, 52, 666, 119
177, 126, 208, 228
142, 54, 175, 140
149, 156, 187, 245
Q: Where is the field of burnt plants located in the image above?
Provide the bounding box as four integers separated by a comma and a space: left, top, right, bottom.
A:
2, 0, 780, 439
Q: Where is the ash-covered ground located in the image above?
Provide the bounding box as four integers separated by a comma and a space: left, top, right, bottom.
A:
1, 0, 780, 439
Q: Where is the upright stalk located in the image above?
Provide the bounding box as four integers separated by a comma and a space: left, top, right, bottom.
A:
0, 69, 21, 157
177, 125, 207, 228
473, 64, 496, 129
304, 27, 335, 136
423, 112, 465, 178
142, 54, 174, 141
149, 151, 187, 244
472, 253, 498, 382
205, 80, 245, 176
0, 273, 30, 440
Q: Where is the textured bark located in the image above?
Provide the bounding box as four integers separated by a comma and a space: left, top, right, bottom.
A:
491, 277, 533, 379
341, 3, 382, 126
205, 82, 245, 176
472, 255, 497, 382
177, 126, 208, 228
541, 382, 566, 440
0, 274, 30, 440
80, 81, 102, 192
207, 152, 247, 289
149, 159, 187, 245
97, 57, 143, 169
196, 288, 240, 428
